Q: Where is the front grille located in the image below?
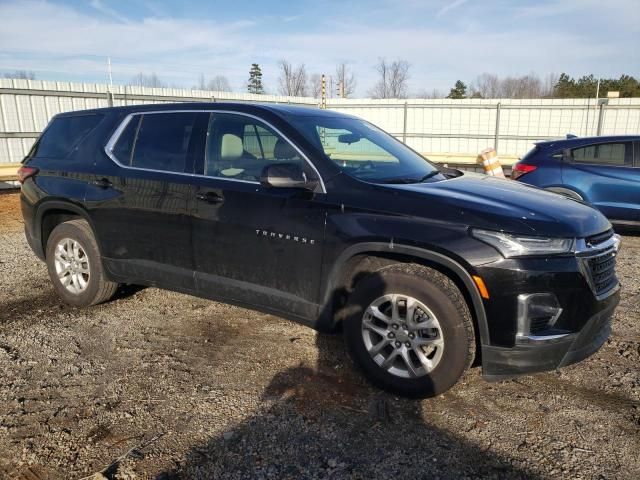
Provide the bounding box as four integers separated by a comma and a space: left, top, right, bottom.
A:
585, 229, 614, 247
587, 250, 617, 295
579, 229, 618, 297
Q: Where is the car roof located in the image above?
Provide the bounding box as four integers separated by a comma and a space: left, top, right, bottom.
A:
534, 135, 640, 150
56, 101, 356, 120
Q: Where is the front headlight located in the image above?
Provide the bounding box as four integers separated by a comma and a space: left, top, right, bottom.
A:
471, 229, 575, 258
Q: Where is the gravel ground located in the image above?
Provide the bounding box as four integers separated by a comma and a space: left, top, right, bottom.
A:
0, 190, 639, 480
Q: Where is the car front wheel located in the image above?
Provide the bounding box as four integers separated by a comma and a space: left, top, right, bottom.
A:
343, 263, 476, 398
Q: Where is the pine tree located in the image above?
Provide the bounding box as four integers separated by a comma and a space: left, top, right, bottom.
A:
447, 80, 467, 99
247, 63, 264, 94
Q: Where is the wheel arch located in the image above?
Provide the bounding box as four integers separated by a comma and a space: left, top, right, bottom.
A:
318, 243, 490, 350
36, 200, 101, 259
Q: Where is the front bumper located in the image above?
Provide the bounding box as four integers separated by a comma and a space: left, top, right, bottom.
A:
481, 283, 619, 379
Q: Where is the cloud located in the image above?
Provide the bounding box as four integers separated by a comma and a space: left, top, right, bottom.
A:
90, 0, 130, 24
0, 0, 637, 94
436, 0, 469, 18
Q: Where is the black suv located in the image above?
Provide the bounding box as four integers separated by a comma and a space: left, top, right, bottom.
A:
19, 103, 621, 397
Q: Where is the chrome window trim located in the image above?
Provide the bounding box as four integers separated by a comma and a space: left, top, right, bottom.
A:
103, 109, 327, 193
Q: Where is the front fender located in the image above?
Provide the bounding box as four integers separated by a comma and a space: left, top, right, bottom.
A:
318, 241, 490, 348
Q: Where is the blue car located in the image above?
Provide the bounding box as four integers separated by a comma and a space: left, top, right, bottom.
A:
512, 135, 640, 227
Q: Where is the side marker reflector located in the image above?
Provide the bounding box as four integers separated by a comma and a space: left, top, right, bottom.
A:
472, 275, 490, 299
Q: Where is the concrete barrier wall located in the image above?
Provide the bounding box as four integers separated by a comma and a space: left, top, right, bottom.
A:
1, 78, 639, 165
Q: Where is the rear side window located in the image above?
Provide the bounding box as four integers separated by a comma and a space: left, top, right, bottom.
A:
112, 112, 205, 173
32, 114, 104, 158
570, 142, 632, 167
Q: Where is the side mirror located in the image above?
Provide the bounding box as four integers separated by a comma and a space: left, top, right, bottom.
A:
260, 163, 318, 190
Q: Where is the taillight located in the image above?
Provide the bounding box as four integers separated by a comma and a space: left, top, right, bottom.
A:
511, 163, 537, 181
17, 166, 39, 184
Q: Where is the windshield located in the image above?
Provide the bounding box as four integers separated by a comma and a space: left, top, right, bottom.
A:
289, 115, 441, 183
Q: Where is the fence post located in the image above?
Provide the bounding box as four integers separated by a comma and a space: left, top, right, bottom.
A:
402, 101, 408, 143
494, 102, 501, 152
106, 91, 113, 107
596, 98, 608, 136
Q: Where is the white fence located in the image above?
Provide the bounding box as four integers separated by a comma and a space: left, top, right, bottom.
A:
0, 79, 316, 164
1, 78, 639, 164
328, 98, 640, 161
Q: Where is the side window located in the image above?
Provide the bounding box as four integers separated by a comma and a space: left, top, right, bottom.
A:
204, 113, 305, 182
115, 112, 202, 173
570, 142, 632, 167
112, 115, 140, 165
32, 114, 104, 159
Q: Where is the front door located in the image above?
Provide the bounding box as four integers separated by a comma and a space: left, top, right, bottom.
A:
190, 112, 327, 321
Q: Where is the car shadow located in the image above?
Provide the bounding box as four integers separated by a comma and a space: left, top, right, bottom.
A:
155, 270, 540, 479
155, 330, 538, 479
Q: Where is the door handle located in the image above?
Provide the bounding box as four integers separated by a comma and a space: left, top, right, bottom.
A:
92, 178, 113, 189
196, 191, 224, 204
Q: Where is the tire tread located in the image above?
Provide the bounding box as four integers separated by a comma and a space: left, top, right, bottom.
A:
46, 218, 118, 306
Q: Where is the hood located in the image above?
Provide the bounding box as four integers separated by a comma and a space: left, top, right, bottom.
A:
384, 172, 610, 238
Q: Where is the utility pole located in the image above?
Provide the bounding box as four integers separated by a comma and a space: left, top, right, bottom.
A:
592, 78, 601, 134
321, 74, 327, 109
107, 57, 114, 107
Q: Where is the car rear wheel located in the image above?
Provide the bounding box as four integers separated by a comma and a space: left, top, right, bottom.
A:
343, 263, 476, 398
46, 219, 118, 306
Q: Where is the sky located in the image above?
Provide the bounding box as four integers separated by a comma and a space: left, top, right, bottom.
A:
0, 0, 638, 96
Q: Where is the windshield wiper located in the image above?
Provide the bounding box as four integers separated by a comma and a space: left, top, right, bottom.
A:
379, 171, 441, 184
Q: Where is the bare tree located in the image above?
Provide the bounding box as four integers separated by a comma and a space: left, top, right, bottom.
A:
193, 74, 232, 92
542, 73, 559, 98
194, 73, 207, 90
308, 73, 323, 99
207, 75, 231, 92
498, 75, 540, 98
413, 88, 445, 99
130, 72, 166, 88
470, 73, 501, 98
278, 60, 308, 96
3, 70, 36, 80
470, 72, 555, 98
335, 63, 356, 98
369, 59, 410, 99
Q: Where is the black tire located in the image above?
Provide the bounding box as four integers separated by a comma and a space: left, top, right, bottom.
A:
343, 263, 476, 398
45, 219, 118, 307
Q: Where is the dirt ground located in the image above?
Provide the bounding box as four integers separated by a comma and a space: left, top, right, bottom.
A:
0, 191, 638, 480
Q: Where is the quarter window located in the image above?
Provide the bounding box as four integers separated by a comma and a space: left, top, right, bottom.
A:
112, 115, 140, 165
32, 114, 104, 159
570, 142, 632, 167
204, 113, 305, 182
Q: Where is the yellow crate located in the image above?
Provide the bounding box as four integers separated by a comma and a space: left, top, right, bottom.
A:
0, 163, 20, 182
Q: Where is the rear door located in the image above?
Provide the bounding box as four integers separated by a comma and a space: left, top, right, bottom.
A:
563, 140, 638, 222
189, 112, 328, 321
87, 111, 208, 290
